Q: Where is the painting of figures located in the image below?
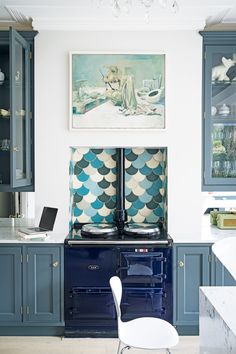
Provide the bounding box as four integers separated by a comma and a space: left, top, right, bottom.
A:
69, 53, 165, 130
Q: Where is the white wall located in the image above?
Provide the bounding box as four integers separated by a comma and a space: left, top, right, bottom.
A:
35, 30, 202, 237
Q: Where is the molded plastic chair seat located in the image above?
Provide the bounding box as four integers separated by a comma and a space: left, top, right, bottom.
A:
110, 276, 179, 354
119, 316, 179, 350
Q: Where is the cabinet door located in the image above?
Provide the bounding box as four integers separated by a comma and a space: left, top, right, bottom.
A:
212, 256, 236, 286
25, 246, 61, 323
0, 247, 22, 322
10, 28, 31, 188
203, 43, 236, 190
175, 246, 211, 325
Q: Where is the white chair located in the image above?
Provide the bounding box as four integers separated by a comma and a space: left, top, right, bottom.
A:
109, 276, 179, 354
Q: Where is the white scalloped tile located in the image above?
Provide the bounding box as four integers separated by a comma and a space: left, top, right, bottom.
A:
106, 171, 116, 182
153, 150, 163, 161
126, 178, 139, 189
132, 170, 146, 182
77, 200, 90, 210
71, 175, 83, 189
90, 172, 104, 182
132, 148, 145, 155
132, 213, 145, 222
83, 192, 97, 203
133, 185, 145, 196
105, 185, 116, 196
83, 165, 98, 176
146, 157, 159, 168
99, 206, 112, 217
139, 205, 153, 217
104, 158, 116, 169
125, 159, 132, 168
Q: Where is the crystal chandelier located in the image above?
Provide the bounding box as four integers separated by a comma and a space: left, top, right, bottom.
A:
95, 0, 179, 21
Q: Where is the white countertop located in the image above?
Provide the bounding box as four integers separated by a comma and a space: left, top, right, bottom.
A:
0, 218, 65, 244
0, 215, 235, 244
200, 287, 236, 337
172, 215, 236, 243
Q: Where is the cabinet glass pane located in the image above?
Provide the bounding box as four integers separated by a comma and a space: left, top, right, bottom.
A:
211, 52, 236, 118
212, 123, 236, 178
0, 46, 10, 185
14, 41, 26, 180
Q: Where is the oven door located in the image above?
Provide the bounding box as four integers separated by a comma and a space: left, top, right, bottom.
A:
121, 287, 166, 321
67, 287, 115, 321
118, 251, 167, 286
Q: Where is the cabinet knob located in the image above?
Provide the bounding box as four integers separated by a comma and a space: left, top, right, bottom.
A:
178, 260, 184, 268
13, 146, 19, 152
53, 261, 59, 268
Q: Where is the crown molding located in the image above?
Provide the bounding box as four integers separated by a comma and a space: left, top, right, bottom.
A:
5, 6, 31, 25
31, 18, 205, 31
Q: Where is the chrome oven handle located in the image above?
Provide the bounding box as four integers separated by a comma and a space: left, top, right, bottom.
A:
116, 266, 129, 274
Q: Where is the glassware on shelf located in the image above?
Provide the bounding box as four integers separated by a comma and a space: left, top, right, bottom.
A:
0, 139, 10, 151
218, 104, 230, 116
0, 68, 5, 85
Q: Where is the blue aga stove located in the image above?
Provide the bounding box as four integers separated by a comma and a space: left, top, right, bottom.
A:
64, 148, 172, 337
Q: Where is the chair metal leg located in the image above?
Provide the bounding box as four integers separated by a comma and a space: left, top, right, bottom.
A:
166, 349, 171, 354
120, 345, 130, 354
117, 340, 121, 354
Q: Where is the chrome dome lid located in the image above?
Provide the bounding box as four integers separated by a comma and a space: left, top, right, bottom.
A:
81, 223, 118, 235
123, 223, 160, 235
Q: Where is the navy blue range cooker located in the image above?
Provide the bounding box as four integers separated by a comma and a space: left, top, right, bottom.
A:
64, 149, 173, 338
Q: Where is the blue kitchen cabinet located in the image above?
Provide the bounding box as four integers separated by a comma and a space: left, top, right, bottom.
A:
211, 255, 236, 286
0, 244, 64, 335
0, 246, 22, 322
0, 29, 37, 192
200, 31, 236, 191
173, 244, 211, 334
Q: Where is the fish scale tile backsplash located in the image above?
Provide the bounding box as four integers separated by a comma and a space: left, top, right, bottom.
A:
70, 147, 167, 228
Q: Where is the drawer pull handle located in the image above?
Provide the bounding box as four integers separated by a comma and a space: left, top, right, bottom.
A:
53, 261, 59, 267
178, 260, 184, 268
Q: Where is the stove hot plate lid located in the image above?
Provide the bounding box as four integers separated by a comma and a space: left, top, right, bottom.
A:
81, 223, 118, 235
123, 223, 160, 235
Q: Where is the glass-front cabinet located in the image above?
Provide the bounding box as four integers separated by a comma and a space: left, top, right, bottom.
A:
200, 32, 236, 191
0, 29, 37, 191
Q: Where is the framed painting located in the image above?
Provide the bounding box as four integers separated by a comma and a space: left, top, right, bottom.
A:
69, 52, 165, 130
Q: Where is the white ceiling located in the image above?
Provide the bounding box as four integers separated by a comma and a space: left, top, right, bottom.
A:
1, 0, 236, 30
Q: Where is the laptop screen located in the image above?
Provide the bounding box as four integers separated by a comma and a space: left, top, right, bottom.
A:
39, 207, 58, 231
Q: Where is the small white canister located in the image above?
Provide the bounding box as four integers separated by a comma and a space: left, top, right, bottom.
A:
0, 68, 5, 85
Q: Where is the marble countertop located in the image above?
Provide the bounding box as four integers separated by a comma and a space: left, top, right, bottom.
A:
0, 215, 235, 244
200, 287, 236, 337
0, 218, 65, 244
172, 215, 236, 243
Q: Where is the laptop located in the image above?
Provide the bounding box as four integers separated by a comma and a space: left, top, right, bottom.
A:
20, 207, 58, 235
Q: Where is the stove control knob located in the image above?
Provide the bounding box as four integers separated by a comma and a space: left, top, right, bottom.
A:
178, 260, 184, 268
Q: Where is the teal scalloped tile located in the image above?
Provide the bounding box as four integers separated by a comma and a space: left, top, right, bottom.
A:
126, 165, 138, 175
77, 185, 90, 196
139, 193, 153, 203
91, 158, 104, 169
98, 166, 110, 175
127, 205, 139, 217
78, 171, 90, 182
84, 207, 99, 217
79, 159, 90, 168
132, 199, 145, 210
139, 179, 153, 189
98, 178, 111, 189
105, 199, 116, 209
98, 193, 111, 203
74, 207, 83, 217
91, 213, 104, 223
91, 148, 103, 154
139, 165, 152, 175
126, 192, 138, 202
146, 172, 159, 181
125, 151, 137, 161
84, 150, 96, 162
